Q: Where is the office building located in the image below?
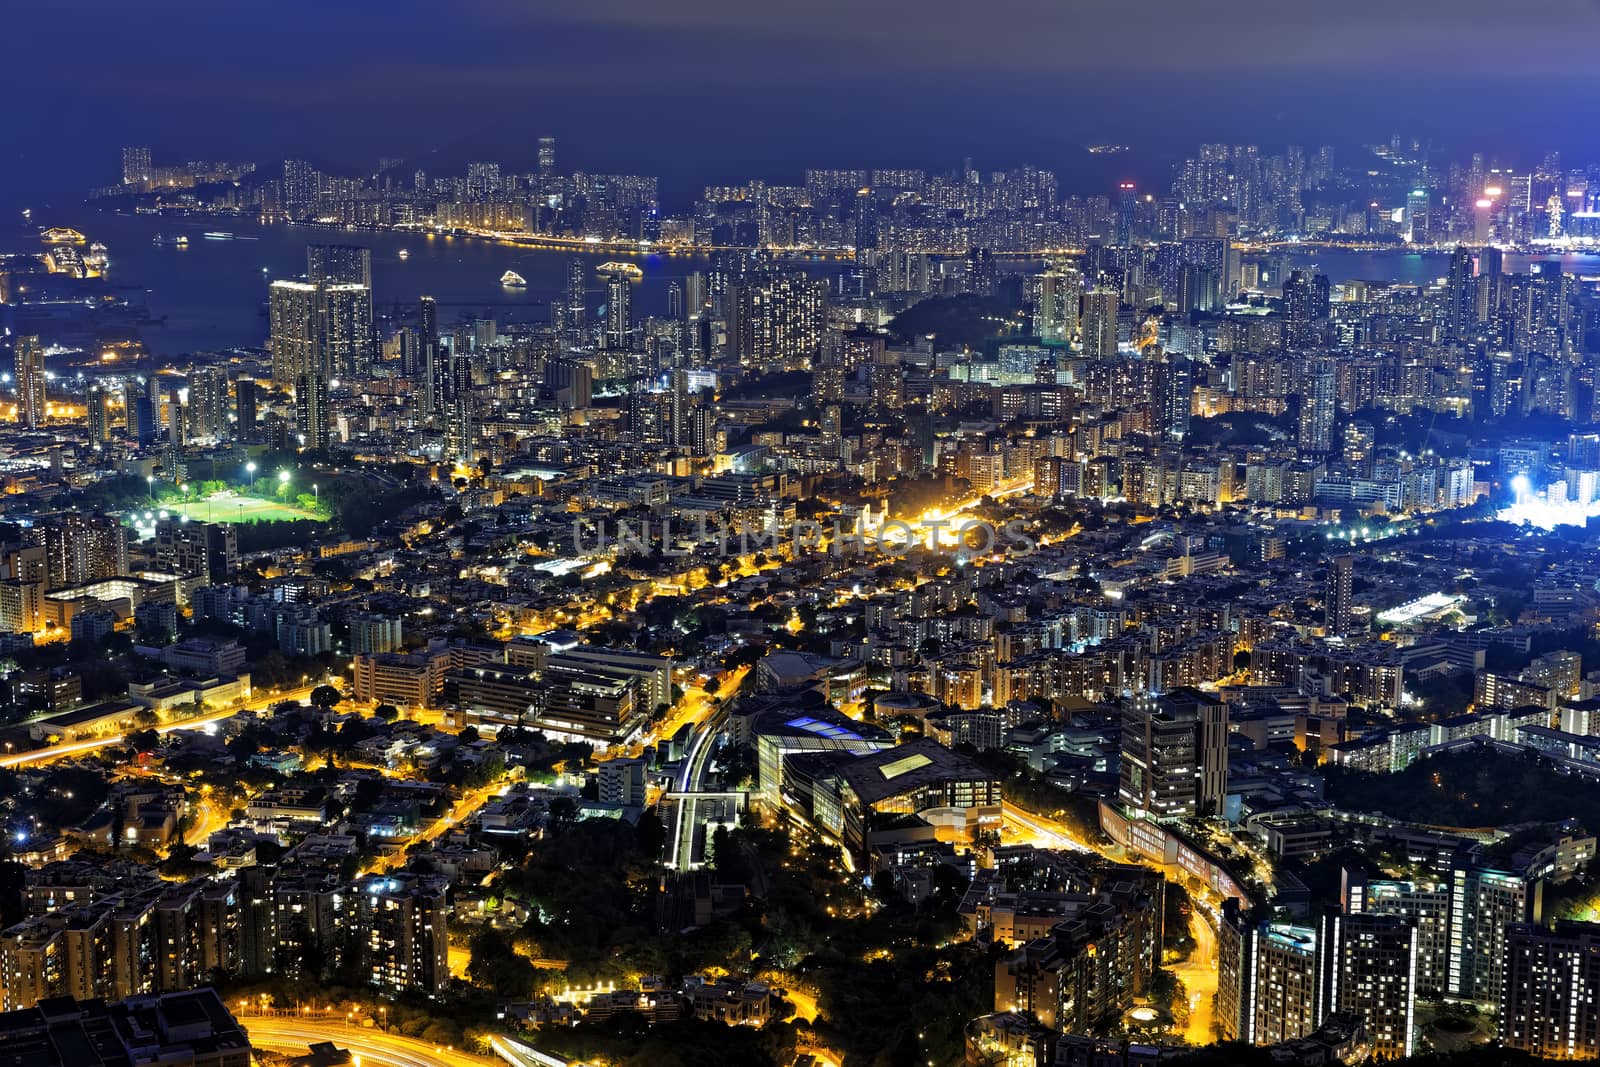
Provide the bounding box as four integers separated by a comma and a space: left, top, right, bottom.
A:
1117, 687, 1228, 819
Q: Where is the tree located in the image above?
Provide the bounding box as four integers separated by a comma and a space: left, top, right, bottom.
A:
309, 685, 343, 710
374, 703, 399, 721
465, 930, 536, 998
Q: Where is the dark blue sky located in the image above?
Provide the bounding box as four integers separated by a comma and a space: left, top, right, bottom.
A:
5, 0, 1600, 211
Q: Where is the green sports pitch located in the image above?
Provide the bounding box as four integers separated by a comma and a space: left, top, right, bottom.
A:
165, 492, 323, 524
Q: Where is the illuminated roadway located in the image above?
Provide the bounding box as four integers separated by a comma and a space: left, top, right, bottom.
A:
998, 801, 1219, 1043
0, 685, 318, 770
242, 1017, 493, 1067
667, 704, 730, 870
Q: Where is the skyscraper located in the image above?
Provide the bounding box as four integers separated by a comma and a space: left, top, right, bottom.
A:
1081, 289, 1118, 358
602, 268, 632, 351
235, 379, 259, 441
268, 281, 320, 389
1159, 358, 1193, 442
446, 352, 474, 463
1282, 270, 1319, 349
565, 261, 587, 348
1324, 555, 1354, 636
725, 273, 829, 372
1447, 857, 1541, 1004
121, 146, 152, 187
306, 244, 372, 288
187, 367, 229, 441
1117, 687, 1228, 820
537, 137, 556, 175
1030, 267, 1081, 344
86, 384, 112, 448
14, 336, 46, 431
1297, 359, 1336, 454
1218, 904, 1321, 1046
1446, 244, 1477, 342
295, 372, 330, 451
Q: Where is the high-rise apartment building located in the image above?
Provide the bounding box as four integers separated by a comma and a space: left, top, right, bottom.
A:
14, 335, 46, 430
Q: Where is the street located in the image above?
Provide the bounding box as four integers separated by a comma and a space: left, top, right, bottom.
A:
242, 1016, 493, 1067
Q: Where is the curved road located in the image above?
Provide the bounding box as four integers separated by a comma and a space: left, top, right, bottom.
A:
243, 1017, 494, 1067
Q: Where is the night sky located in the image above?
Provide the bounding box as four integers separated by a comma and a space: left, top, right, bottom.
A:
5, 0, 1600, 210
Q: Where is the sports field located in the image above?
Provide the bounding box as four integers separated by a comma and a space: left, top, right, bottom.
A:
166, 492, 322, 524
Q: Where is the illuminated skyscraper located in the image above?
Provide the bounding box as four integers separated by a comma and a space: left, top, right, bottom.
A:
565, 260, 587, 348
307, 244, 371, 288
295, 371, 330, 451
1297, 359, 1336, 454
602, 268, 632, 351
1159, 357, 1193, 442
1446, 245, 1477, 342
726, 273, 828, 372
537, 137, 556, 175
446, 353, 474, 463
1117, 688, 1228, 820
1324, 555, 1354, 636
306, 246, 374, 376
1029, 267, 1080, 344
269, 281, 319, 389
13, 336, 46, 430
1316, 909, 1418, 1059
1081, 289, 1118, 358
121, 146, 152, 186
187, 367, 229, 441
86, 384, 111, 448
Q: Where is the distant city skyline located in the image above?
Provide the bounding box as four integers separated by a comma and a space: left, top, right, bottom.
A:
6, 1, 1600, 211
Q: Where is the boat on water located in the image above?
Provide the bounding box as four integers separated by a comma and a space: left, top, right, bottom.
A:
597, 261, 643, 280
500, 270, 527, 287
152, 234, 190, 247
203, 231, 235, 240
398, 248, 411, 259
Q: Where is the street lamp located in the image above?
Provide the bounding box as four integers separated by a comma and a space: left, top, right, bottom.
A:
147, 475, 154, 501
246, 461, 256, 491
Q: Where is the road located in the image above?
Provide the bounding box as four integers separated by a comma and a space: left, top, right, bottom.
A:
999, 800, 1221, 1043
366, 782, 501, 874
183, 795, 229, 848
1001, 802, 1093, 853
243, 1017, 493, 1067
1170, 907, 1219, 1044
0, 685, 317, 770
666, 703, 730, 870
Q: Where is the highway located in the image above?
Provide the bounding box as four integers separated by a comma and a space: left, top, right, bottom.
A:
666, 703, 730, 870
0, 685, 317, 771
1001, 801, 1093, 853
243, 1017, 493, 1067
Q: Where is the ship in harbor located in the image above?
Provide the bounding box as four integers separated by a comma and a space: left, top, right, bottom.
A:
398, 248, 410, 259
500, 270, 527, 287
597, 261, 643, 280
152, 234, 190, 247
